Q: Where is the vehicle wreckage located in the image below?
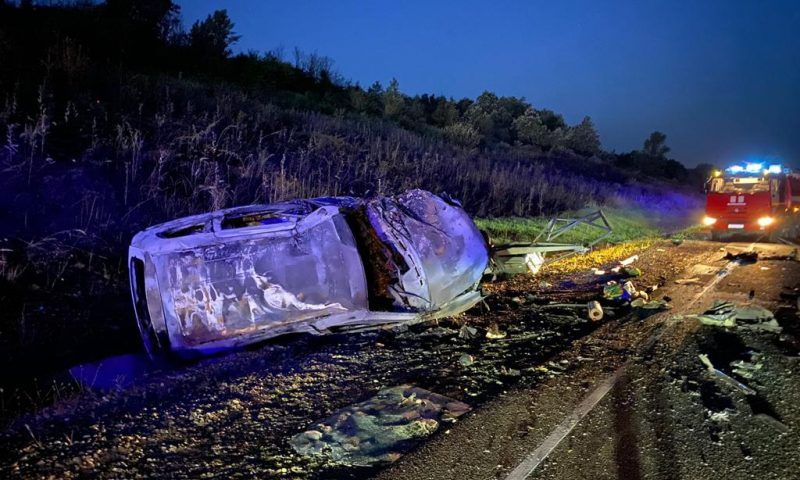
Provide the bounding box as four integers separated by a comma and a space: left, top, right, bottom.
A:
129, 189, 611, 355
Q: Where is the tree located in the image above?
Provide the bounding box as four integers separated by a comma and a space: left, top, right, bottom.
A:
355, 81, 383, 116
443, 122, 482, 148
513, 108, 564, 149
105, 0, 180, 41
383, 78, 404, 118
643, 131, 670, 158
537, 109, 567, 132
430, 98, 458, 127
464, 91, 525, 145
566, 116, 601, 154
190, 9, 240, 59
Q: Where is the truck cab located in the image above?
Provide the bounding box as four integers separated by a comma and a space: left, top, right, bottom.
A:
704, 163, 799, 240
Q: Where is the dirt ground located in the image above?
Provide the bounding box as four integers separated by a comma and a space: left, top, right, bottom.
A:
1, 240, 798, 479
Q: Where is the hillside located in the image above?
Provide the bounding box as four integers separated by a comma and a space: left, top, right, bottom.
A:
0, 1, 703, 395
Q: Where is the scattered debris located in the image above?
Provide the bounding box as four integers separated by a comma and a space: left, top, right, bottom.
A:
725, 251, 758, 264
709, 411, 730, 422
622, 266, 642, 277
675, 277, 702, 285
587, 301, 604, 321
687, 301, 781, 332
459, 353, 475, 367
730, 358, 762, 379
290, 385, 470, 466
631, 298, 671, 310
603, 281, 625, 300
489, 210, 612, 276
486, 323, 507, 339
699, 354, 757, 395
458, 325, 478, 340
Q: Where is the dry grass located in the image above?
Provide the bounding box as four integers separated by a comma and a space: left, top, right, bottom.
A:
544, 238, 657, 276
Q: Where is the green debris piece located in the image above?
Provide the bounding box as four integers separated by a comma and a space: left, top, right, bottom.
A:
623, 266, 642, 277
459, 353, 475, 367
689, 300, 781, 332
734, 305, 773, 322
631, 298, 670, 310
603, 282, 624, 300
290, 386, 470, 467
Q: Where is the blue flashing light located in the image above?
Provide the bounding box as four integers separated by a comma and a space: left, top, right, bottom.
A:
767, 164, 782, 174
726, 165, 744, 173
745, 162, 763, 173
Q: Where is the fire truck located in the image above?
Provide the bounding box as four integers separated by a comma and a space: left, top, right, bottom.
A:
704, 162, 800, 241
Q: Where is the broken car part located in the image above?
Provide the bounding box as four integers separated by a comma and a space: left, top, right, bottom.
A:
489, 209, 613, 276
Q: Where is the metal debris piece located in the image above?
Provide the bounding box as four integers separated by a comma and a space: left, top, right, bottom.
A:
489, 210, 612, 276
699, 354, 757, 395
290, 385, 470, 466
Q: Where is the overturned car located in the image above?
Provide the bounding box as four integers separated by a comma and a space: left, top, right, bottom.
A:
129, 190, 490, 356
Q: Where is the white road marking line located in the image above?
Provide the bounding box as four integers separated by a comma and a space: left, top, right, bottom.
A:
503, 240, 759, 480
503, 365, 627, 480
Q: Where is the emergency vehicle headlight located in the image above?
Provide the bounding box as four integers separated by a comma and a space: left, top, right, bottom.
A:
702, 216, 717, 226
757, 216, 775, 227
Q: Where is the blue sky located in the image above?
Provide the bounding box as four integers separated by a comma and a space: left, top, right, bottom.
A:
178, 0, 800, 167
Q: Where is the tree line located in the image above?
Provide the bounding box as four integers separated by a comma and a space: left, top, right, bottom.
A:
0, 0, 710, 184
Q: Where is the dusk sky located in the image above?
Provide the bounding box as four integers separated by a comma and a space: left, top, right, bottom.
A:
178, 0, 800, 167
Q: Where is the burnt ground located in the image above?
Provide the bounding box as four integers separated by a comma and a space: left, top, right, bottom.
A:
1, 240, 799, 479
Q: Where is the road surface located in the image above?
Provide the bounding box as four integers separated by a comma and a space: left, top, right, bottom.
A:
1, 240, 799, 479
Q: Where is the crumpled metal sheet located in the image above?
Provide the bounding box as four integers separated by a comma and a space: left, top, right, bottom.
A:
367, 189, 489, 311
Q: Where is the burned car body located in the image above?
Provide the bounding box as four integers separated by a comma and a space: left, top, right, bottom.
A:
129, 190, 489, 355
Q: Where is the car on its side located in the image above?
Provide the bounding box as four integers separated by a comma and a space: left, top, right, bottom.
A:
129, 190, 489, 356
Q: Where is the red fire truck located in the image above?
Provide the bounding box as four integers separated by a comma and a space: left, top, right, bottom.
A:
704, 163, 800, 241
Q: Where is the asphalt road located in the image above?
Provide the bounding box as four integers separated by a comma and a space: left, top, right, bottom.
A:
1, 240, 798, 479
377, 241, 800, 480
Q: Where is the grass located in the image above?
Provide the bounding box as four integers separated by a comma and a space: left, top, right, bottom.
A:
543, 238, 657, 275
475, 207, 661, 245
